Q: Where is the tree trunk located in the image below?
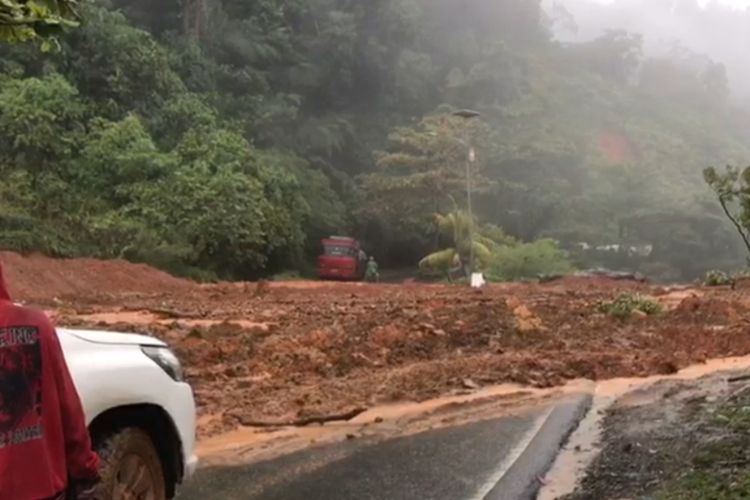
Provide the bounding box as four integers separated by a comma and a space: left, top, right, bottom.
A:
183, 0, 206, 40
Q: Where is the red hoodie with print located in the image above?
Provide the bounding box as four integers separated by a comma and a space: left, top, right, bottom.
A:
0, 262, 99, 500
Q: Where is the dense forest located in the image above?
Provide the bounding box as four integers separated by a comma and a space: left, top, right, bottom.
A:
1, 0, 748, 281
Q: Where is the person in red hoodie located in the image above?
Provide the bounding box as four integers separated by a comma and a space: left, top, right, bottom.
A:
0, 261, 100, 500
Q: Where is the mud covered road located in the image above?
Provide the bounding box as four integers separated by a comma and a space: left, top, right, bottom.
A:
55, 280, 750, 440
5, 251, 750, 443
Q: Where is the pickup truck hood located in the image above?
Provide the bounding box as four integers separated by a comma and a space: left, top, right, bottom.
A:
59, 328, 166, 347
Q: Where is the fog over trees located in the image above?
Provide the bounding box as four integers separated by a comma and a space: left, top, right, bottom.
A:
0, 0, 748, 281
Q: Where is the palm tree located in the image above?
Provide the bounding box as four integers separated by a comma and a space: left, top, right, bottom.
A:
419, 209, 495, 278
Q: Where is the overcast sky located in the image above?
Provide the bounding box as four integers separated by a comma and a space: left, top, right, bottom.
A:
701, 0, 750, 6
697, 0, 749, 6
592, 0, 750, 7
554, 0, 750, 101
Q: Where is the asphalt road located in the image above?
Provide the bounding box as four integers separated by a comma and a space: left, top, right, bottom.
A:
179, 394, 591, 500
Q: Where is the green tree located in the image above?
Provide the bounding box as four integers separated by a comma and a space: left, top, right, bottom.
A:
704, 166, 750, 258
0, 73, 86, 188
63, 5, 183, 119
76, 114, 173, 204
132, 166, 271, 278
0, 0, 79, 46
361, 112, 494, 264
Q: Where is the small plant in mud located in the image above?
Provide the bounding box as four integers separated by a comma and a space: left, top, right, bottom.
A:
704, 270, 733, 287
598, 293, 662, 319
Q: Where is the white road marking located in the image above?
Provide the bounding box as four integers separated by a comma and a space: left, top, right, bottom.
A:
467, 407, 555, 500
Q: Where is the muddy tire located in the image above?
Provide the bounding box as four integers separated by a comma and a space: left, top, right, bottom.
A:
95, 427, 167, 500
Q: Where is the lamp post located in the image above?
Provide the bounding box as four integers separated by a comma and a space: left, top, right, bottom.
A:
452, 109, 481, 276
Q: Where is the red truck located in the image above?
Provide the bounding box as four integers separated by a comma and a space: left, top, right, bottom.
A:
317, 236, 367, 281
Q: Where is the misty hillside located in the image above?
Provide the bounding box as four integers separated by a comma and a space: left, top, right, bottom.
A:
546, 0, 750, 102
0, 0, 747, 281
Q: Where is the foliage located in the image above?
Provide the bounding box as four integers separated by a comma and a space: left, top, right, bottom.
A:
418, 207, 503, 276
361, 111, 501, 266
0, 0, 79, 48
703, 166, 750, 258
598, 293, 663, 320
704, 270, 733, 287
0, 0, 748, 281
654, 389, 750, 500
63, 6, 184, 119
486, 239, 574, 282
0, 73, 86, 180
132, 166, 270, 278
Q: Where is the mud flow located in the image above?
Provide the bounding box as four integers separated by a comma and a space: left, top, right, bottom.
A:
5, 251, 750, 442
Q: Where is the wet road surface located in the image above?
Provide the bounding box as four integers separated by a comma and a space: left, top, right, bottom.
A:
179, 394, 590, 500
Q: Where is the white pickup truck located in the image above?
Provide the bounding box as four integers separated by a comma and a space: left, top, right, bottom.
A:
59, 328, 197, 499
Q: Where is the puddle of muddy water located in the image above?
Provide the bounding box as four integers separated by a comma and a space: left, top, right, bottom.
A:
538, 354, 750, 500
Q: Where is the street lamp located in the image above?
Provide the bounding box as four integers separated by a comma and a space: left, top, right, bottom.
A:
452, 109, 481, 277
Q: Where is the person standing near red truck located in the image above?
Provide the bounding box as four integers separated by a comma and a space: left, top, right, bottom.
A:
365, 256, 380, 283
0, 261, 100, 500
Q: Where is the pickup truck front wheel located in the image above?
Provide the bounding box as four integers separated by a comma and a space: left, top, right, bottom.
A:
96, 427, 167, 500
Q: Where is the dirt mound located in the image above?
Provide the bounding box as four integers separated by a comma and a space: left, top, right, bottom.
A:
14, 251, 750, 439
47, 276, 750, 438
0, 251, 191, 303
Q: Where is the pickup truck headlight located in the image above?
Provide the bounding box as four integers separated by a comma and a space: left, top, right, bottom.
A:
142, 346, 184, 382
